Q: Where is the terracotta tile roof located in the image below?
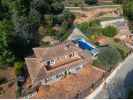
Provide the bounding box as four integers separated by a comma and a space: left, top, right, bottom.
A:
95, 36, 108, 46
47, 59, 84, 77
25, 58, 46, 83
30, 65, 105, 99
33, 41, 77, 59
33, 48, 47, 58
25, 41, 92, 85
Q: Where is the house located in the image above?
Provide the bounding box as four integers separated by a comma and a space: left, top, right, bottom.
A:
25, 41, 92, 86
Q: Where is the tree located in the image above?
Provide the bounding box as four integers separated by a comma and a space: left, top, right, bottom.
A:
14, 61, 24, 76
31, 0, 64, 18
10, 16, 39, 58
51, 1, 64, 14
0, 0, 11, 20
85, 0, 97, 5
63, 10, 75, 27
113, 0, 123, 4
0, 0, 65, 60
123, 0, 133, 21
6, 0, 40, 58
77, 22, 90, 33
93, 46, 122, 71
102, 26, 118, 37
0, 20, 15, 65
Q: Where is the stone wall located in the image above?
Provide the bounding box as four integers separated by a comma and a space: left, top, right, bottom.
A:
66, 5, 121, 24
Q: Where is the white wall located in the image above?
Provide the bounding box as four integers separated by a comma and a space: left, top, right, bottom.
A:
100, 18, 125, 28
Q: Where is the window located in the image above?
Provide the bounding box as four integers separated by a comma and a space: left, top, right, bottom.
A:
46, 59, 55, 66
65, 55, 68, 59
69, 52, 74, 58
56, 73, 63, 78
74, 52, 79, 57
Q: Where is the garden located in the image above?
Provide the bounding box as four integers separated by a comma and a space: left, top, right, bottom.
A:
77, 19, 130, 71
39, 10, 75, 46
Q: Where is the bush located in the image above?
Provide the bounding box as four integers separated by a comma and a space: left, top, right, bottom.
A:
64, 0, 85, 7
85, 0, 97, 5
0, 20, 16, 66
87, 34, 97, 42
60, 32, 70, 41
51, 2, 64, 14
88, 20, 100, 27
14, 61, 24, 76
77, 22, 90, 33
113, 0, 124, 4
93, 46, 122, 71
115, 45, 129, 59
102, 26, 118, 37
16, 85, 21, 98
77, 20, 101, 33
109, 39, 130, 59
0, 50, 16, 66
53, 15, 64, 25
123, 0, 133, 21
63, 10, 75, 24
0, 77, 7, 85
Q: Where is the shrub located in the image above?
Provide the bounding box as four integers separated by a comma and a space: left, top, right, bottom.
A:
63, 10, 75, 24
14, 61, 24, 76
77, 20, 101, 33
88, 20, 100, 27
16, 85, 21, 98
102, 26, 118, 37
87, 34, 97, 42
123, 0, 133, 21
77, 22, 89, 33
85, 0, 97, 5
0, 77, 7, 85
93, 46, 122, 71
51, 2, 64, 14
53, 15, 64, 25
0, 20, 16, 66
109, 39, 130, 59
113, 0, 124, 4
